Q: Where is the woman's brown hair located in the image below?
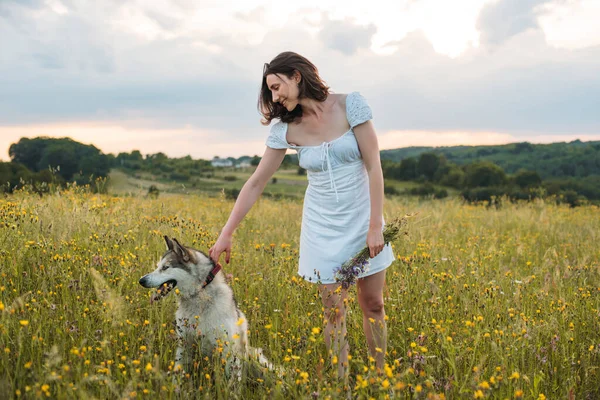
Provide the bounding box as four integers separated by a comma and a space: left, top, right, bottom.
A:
259, 51, 330, 125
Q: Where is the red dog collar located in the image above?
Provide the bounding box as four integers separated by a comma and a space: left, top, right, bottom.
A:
202, 262, 222, 288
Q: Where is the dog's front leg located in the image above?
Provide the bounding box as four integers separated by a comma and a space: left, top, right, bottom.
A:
170, 341, 190, 390
225, 354, 243, 383
175, 338, 195, 374
172, 326, 194, 374
174, 344, 186, 373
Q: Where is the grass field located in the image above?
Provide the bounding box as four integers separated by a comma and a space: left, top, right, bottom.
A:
107, 168, 450, 200
108, 168, 310, 199
1, 187, 599, 399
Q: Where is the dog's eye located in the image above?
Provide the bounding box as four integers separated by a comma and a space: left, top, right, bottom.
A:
162, 265, 170, 270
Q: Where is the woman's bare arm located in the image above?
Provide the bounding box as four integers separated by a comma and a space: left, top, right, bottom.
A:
354, 119, 385, 258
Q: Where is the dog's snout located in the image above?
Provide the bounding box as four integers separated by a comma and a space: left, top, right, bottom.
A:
139, 275, 150, 287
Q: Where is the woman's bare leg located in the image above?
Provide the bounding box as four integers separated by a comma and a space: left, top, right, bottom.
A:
319, 283, 349, 379
357, 270, 387, 371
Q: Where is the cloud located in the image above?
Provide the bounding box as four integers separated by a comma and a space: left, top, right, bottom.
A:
0, 1, 116, 74
0, 0, 44, 14
378, 30, 438, 62
476, 0, 552, 46
318, 18, 377, 55
32, 52, 65, 70
538, 0, 600, 49
234, 6, 266, 23
0, 0, 598, 159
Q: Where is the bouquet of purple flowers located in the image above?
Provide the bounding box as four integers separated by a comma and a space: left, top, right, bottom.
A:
333, 214, 415, 289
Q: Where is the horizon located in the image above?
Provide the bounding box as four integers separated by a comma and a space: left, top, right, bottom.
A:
2, 134, 597, 163
1, 0, 599, 160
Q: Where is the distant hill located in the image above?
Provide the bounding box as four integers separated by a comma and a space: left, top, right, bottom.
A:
380, 140, 600, 179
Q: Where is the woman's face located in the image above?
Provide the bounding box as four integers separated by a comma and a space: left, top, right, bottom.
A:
265, 72, 300, 111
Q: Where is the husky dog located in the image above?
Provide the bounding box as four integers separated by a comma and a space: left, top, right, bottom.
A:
139, 236, 270, 376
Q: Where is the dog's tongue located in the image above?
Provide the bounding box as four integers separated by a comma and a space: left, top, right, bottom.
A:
150, 282, 174, 304
150, 292, 160, 304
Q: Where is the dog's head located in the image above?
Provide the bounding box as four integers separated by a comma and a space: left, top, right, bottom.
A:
139, 236, 215, 302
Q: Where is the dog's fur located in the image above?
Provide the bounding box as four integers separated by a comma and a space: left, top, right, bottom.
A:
139, 236, 270, 376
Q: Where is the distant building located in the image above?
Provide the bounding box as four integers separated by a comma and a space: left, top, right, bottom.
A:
211, 157, 233, 167
236, 161, 251, 168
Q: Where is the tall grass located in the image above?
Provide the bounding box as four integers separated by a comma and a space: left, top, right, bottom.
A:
1, 188, 599, 399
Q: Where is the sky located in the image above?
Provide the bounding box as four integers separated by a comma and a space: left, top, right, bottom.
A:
1, 0, 599, 160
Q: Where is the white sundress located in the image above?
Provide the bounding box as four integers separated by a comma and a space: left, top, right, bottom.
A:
266, 91, 395, 284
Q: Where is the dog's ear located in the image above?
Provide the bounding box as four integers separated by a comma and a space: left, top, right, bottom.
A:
172, 238, 190, 263
164, 236, 174, 251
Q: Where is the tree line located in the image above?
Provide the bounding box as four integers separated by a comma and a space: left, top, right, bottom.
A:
2, 136, 598, 206
381, 151, 600, 206
0, 137, 265, 192
381, 140, 600, 179
1, 137, 110, 192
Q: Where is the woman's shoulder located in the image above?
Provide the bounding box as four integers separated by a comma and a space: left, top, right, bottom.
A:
327, 92, 358, 117
332, 91, 366, 112
344, 91, 372, 128
269, 120, 290, 140
266, 120, 289, 149
344, 91, 367, 106
332, 91, 356, 105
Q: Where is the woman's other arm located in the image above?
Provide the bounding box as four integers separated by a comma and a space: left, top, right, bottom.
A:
354, 120, 385, 258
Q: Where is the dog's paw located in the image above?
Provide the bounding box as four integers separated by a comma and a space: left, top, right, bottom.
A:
167, 365, 187, 378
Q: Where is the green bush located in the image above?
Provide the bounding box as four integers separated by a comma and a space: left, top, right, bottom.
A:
384, 184, 399, 196
147, 185, 160, 199
409, 183, 436, 196
514, 170, 542, 188
224, 188, 240, 200
435, 188, 448, 199
557, 190, 584, 208
170, 171, 190, 181
464, 161, 507, 188
461, 186, 505, 204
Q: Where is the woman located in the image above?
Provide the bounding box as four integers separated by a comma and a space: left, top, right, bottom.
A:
209, 51, 394, 379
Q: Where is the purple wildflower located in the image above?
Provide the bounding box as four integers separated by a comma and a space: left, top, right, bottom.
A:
333, 214, 416, 288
